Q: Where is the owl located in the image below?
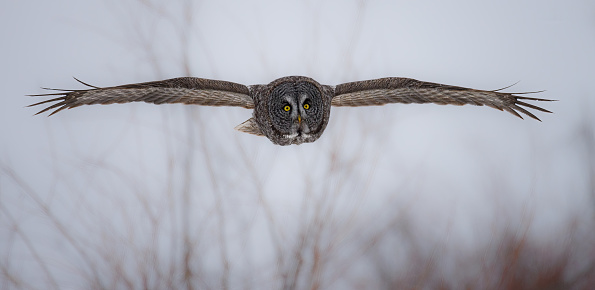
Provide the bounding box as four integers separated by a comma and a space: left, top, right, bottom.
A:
29, 76, 554, 145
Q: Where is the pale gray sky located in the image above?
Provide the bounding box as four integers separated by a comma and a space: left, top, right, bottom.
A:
1, 0, 594, 288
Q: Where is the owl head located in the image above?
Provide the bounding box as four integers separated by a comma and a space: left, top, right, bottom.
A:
252, 76, 332, 146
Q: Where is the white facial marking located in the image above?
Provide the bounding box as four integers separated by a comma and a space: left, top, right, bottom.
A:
301, 123, 310, 134
299, 93, 308, 103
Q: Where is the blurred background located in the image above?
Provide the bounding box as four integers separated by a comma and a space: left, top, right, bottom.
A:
1, 0, 594, 289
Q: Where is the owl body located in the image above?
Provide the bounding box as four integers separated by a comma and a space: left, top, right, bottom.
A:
29, 75, 554, 146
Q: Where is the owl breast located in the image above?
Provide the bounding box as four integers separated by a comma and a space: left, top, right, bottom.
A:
252, 76, 332, 145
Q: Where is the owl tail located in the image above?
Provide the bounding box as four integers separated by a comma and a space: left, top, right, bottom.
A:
234, 118, 264, 136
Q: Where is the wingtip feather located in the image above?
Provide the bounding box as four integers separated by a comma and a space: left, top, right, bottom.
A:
503, 107, 524, 120
516, 96, 557, 102
512, 104, 541, 121
73, 77, 100, 89
27, 97, 66, 107
34, 101, 66, 116
516, 101, 553, 114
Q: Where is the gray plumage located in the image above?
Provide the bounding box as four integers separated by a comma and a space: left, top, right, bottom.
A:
29, 76, 555, 145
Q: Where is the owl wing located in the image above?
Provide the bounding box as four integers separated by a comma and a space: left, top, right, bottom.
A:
29, 77, 254, 116
331, 77, 554, 121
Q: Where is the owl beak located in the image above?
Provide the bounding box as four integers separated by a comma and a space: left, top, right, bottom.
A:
298, 115, 302, 124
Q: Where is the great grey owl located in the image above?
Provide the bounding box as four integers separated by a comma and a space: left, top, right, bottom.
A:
29, 76, 554, 145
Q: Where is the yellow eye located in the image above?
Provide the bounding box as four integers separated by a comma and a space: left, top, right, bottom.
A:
303, 103, 310, 110
283, 105, 291, 112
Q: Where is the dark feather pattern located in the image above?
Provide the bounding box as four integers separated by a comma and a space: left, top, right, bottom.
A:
332, 77, 555, 121
28, 77, 254, 116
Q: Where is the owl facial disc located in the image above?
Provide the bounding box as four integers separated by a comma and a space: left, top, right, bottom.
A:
266, 80, 326, 145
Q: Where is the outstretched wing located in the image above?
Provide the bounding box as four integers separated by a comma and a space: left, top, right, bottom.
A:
29, 77, 254, 116
332, 77, 554, 121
